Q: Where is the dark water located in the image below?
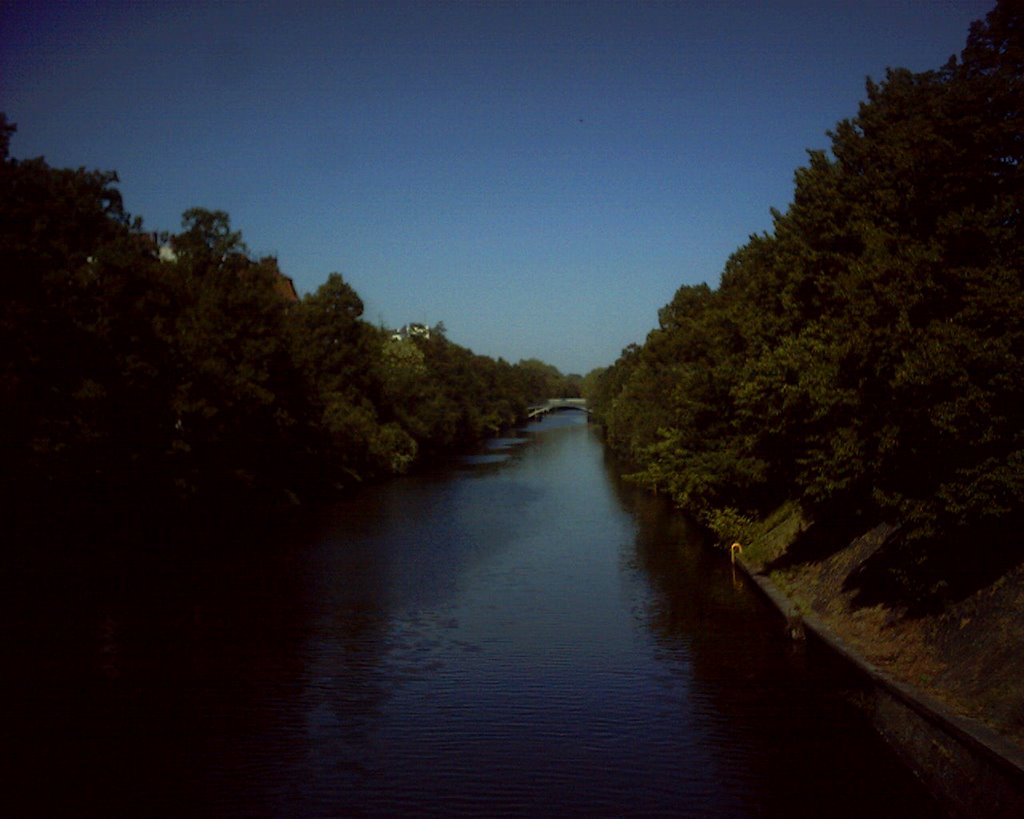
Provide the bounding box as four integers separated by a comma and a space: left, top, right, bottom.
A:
3, 414, 940, 816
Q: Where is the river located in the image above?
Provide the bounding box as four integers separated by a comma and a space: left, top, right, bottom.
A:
3, 413, 940, 816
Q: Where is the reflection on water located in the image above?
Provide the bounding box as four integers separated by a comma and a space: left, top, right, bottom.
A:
458, 453, 510, 465
460, 435, 531, 466
2, 414, 940, 816
484, 436, 530, 449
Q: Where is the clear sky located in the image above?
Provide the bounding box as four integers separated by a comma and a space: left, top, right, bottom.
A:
1, 0, 993, 374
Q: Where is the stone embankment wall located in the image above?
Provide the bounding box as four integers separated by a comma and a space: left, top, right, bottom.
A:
736, 558, 1024, 817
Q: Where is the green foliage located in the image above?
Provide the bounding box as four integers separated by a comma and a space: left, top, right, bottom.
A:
1, 127, 559, 518
116, 208, 309, 502
277, 272, 541, 485
597, 1, 1024, 555
514, 358, 580, 401
1, 127, 176, 503
704, 507, 758, 549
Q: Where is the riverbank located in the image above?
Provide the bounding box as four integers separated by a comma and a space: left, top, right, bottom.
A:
4, 413, 944, 816
735, 504, 1024, 815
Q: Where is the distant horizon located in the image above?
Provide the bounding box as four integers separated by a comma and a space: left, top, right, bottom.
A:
0, 0, 993, 373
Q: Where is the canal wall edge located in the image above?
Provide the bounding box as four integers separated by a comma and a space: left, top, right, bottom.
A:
735, 556, 1024, 818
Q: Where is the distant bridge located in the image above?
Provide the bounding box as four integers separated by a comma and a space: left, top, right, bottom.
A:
526, 398, 591, 420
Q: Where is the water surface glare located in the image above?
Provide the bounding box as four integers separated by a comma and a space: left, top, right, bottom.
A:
4, 415, 940, 816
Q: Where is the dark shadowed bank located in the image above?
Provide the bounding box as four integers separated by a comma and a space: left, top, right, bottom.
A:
587, 2, 1024, 811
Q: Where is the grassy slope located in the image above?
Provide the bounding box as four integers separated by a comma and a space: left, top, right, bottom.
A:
740, 504, 1024, 751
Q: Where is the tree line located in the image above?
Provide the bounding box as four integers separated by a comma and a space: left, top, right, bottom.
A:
588, 2, 1023, 564
0, 117, 574, 521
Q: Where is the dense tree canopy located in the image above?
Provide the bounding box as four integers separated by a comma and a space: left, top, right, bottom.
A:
1, 114, 569, 521
591, 1, 1024, 555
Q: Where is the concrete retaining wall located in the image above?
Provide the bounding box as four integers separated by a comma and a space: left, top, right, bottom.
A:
736, 558, 1024, 817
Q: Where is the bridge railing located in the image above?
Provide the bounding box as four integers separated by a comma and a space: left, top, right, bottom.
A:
526, 398, 591, 419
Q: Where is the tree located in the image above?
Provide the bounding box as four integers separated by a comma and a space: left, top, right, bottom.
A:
595, 0, 1024, 552
1, 111, 590, 520
161, 209, 307, 501
286, 273, 418, 484
0, 119, 174, 506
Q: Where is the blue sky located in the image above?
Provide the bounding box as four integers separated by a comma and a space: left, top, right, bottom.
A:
1, 0, 993, 374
